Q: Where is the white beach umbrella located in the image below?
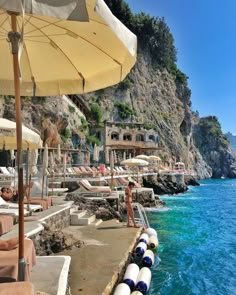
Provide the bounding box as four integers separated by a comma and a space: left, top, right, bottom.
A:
30, 149, 38, 176
10, 149, 15, 161
135, 154, 150, 161
0, 118, 42, 150
56, 144, 61, 164
120, 158, 149, 167
93, 143, 99, 162
49, 151, 55, 175
123, 151, 126, 161
42, 144, 49, 176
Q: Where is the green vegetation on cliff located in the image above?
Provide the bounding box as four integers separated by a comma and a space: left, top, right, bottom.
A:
104, 0, 187, 84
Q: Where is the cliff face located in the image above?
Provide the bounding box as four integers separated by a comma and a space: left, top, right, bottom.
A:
81, 51, 215, 178
1, 49, 235, 178
193, 117, 236, 178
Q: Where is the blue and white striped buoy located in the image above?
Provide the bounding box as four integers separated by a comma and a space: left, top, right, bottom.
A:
123, 263, 139, 291
138, 233, 149, 244
145, 227, 157, 238
148, 235, 159, 250
135, 242, 147, 257
113, 283, 131, 295
136, 267, 152, 294
142, 250, 155, 268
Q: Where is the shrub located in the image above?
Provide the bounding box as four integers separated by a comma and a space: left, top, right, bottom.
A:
61, 128, 72, 142
86, 135, 100, 146
118, 78, 132, 91
68, 105, 75, 113
114, 101, 133, 120
90, 103, 103, 124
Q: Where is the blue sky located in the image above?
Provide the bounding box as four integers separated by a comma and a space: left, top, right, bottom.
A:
125, 0, 236, 134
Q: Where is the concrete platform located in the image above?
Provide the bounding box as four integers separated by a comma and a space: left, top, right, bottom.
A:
31, 256, 71, 295
61, 219, 142, 295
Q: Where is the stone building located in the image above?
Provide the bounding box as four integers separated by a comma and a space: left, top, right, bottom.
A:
93, 121, 160, 164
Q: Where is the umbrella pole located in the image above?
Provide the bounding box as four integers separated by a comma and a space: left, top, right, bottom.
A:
10, 14, 25, 281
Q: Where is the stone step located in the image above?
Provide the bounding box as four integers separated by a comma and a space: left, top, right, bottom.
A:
78, 214, 96, 225
70, 210, 96, 225
90, 219, 103, 227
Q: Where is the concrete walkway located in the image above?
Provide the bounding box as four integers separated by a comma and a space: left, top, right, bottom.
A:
61, 220, 142, 295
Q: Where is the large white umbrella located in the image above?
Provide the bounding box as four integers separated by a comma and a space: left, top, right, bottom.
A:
135, 154, 150, 161
121, 158, 149, 167
0, 0, 137, 281
0, 0, 137, 96
121, 158, 148, 184
0, 118, 42, 150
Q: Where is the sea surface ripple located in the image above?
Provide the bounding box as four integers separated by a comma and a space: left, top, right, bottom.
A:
147, 179, 236, 295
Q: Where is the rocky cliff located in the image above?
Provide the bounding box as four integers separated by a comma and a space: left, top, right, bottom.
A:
1, 1, 236, 179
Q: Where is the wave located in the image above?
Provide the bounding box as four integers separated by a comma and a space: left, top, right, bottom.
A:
145, 207, 172, 212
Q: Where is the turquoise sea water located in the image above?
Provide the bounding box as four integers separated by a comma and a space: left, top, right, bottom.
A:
146, 179, 236, 295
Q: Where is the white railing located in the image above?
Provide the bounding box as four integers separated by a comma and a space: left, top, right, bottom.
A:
133, 202, 150, 228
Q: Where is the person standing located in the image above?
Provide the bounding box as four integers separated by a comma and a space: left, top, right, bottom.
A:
125, 181, 139, 228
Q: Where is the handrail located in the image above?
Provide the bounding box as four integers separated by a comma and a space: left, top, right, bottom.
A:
132, 202, 150, 228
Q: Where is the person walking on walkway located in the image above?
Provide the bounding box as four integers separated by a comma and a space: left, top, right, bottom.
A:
125, 181, 139, 228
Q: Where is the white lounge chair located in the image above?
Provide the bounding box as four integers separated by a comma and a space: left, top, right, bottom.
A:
0, 167, 14, 177
0, 208, 28, 217
0, 197, 42, 212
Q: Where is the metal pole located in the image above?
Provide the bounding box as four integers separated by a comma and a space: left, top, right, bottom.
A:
9, 13, 25, 281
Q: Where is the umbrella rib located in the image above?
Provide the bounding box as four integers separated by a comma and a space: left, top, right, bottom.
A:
23, 19, 86, 83
24, 16, 123, 68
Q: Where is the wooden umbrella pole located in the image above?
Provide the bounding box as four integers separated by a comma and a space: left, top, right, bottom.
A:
10, 14, 25, 281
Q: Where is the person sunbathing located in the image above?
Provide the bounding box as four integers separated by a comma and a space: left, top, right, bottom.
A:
1, 187, 18, 203
0, 237, 19, 251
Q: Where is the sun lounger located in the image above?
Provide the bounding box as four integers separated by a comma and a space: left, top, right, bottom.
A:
79, 179, 111, 194
0, 282, 34, 295
0, 239, 36, 281
0, 208, 28, 217
0, 215, 13, 235
0, 197, 42, 212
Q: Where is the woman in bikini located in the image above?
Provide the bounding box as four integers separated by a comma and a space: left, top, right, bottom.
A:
125, 181, 139, 228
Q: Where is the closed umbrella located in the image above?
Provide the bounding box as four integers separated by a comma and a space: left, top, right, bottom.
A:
93, 143, 99, 162
62, 153, 67, 188
123, 151, 126, 161
56, 144, 61, 164
49, 151, 55, 193
41, 144, 49, 199
0, 0, 137, 281
109, 150, 114, 190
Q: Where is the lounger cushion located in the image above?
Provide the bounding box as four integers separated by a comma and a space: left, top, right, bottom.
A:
0, 282, 34, 295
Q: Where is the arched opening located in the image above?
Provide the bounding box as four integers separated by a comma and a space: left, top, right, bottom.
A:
149, 135, 155, 142
111, 132, 119, 140
123, 133, 132, 141
136, 134, 144, 142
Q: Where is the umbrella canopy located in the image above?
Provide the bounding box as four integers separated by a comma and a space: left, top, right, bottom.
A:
0, 118, 42, 150
121, 158, 149, 167
0, 0, 137, 96
135, 154, 150, 160
0, 0, 89, 21
149, 155, 161, 161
